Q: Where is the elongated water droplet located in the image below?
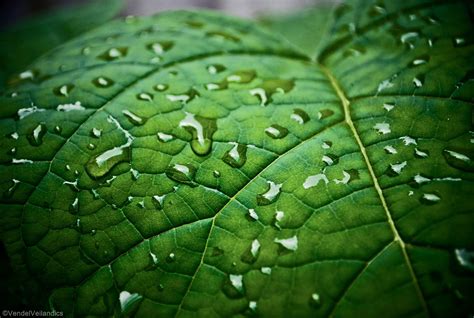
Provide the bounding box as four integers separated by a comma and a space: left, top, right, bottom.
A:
63, 179, 79, 192
70, 197, 79, 214
454, 249, 474, 271
250, 79, 294, 106
165, 163, 196, 186
413, 74, 424, 88
206, 31, 240, 42
265, 125, 288, 139
384, 145, 397, 154
122, 110, 146, 126
91, 128, 102, 138
222, 142, 247, 168
322, 154, 339, 166
137, 92, 153, 101
157, 132, 174, 142
373, 122, 391, 135
291, 108, 310, 124
247, 208, 259, 221
27, 123, 47, 146
17, 105, 45, 120
261, 267, 272, 275
57, 101, 84, 112
386, 161, 407, 177
273, 210, 285, 229
317, 109, 334, 120
303, 173, 329, 189
4, 179, 20, 198
179, 112, 217, 156
241, 239, 261, 264
443, 149, 473, 172
86, 146, 131, 179
408, 54, 430, 67
227, 70, 256, 84
420, 192, 441, 205
93, 76, 114, 88
119, 291, 142, 314
166, 88, 200, 104
154, 84, 168, 92
207, 64, 226, 74
257, 181, 282, 205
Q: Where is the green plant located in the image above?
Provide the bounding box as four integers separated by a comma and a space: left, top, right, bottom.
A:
0, 1, 473, 317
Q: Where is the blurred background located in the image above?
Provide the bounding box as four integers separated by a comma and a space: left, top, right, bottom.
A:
0, 0, 323, 28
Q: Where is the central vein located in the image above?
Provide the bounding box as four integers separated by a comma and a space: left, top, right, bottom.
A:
320, 64, 429, 316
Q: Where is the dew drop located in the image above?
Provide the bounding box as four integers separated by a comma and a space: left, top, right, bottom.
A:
322, 141, 332, 149
454, 249, 474, 271
157, 132, 174, 142
122, 110, 146, 126
57, 101, 85, 112
261, 267, 272, 275
4, 179, 20, 198
213, 170, 221, 178
86, 146, 131, 179
119, 291, 142, 314
206, 31, 240, 42
98, 47, 128, 61
290, 108, 310, 124
166, 252, 176, 263
152, 194, 166, 210
93, 77, 114, 88
63, 179, 79, 192
165, 163, 196, 186
322, 154, 339, 166
257, 181, 282, 206
154, 84, 168, 92
247, 208, 259, 221
317, 109, 334, 120
250, 79, 294, 106
309, 293, 321, 308
130, 168, 140, 181
408, 54, 429, 67
413, 75, 425, 88
27, 123, 47, 146
383, 103, 395, 112
241, 239, 261, 264
166, 88, 200, 104
137, 92, 153, 101
274, 210, 284, 229
53, 84, 75, 97
147, 41, 173, 54
443, 149, 473, 172
384, 145, 397, 154
222, 142, 247, 168
179, 112, 217, 156
303, 173, 329, 189
414, 148, 429, 158
274, 235, 298, 251
70, 197, 79, 214
265, 124, 289, 139
207, 64, 226, 74
90, 128, 102, 138
17, 105, 45, 120
373, 122, 391, 135
386, 161, 407, 176
87, 143, 96, 150
420, 193, 441, 205
9, 132, 19, 140
249, 301, 257, 312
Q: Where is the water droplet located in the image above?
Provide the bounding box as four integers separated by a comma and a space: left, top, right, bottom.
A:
249, 301, 257, 312
334, 171, 351, 184
373, 122, 391, 135
86, 146, 131, 179
413, 75, 424, 88
409, 54, 430, 67
207, 64, 226, 74
247, 208, 259, 221
63, 179, 79, 192
206, 31, 240, 42
322, 154, 339, 166
157, 132, 174, 142
274, 235, 298, 251
213, 170, 220, 178
383, 103, 395, 112
130, 168, 140, 181
257, 181, 282, 205
303, 173, 329, 189
57, 101, 85, 112
98, 47, 128, 61
166, 88, 200, 104
165, 163, 196, 186
273, 210, 284, 229
179, 112, 217, 156
17, 105, 46, 120
261, 267, 272, 275
27, 123, 47, 146
122, 110, 146, 126
309, 293, 321, 308
222, 142, 247, 168
400, 136, 417, 146
152, 194, 166, 210
384, 145, 397, 154
18, 69, 38, 80
119, 291, 142, 314
9, 132, 19, 140
265, 125, 289, 139
290, 108, 310, 124
53, 84, 74, 97
82, 47, 91, 55
322, 141, 332, 149
454, 249, 474, 271
420, 192, 441, 205
453, 37, 470, 47
4, 179, 20, 198
154, 84, 168, 92
90, 128, 102, 138
317, 109, 334, 120
400, 32, 419, 49
137, 92, 153, 101
227, 70, 256, 84
166, 252, 175, 263
250, 79, 294, 106
414, 148, 429, 158
147, 41, 173, 54
443, 149, 473, 172
386, 161, 407, 177
93, 77, 114, 88
241, 239, 261, 264
70, 198, 79, 214
87, 143, 96, 150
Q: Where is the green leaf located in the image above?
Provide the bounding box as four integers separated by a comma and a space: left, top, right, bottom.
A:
1, 3, 473, 317
0, 0, 124, 88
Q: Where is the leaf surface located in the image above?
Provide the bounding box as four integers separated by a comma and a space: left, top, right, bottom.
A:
0, 3, 473, 317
